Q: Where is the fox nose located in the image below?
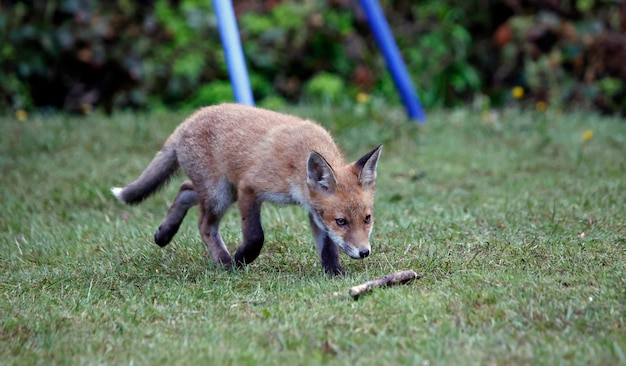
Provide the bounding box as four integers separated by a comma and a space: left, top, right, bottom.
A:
359, 249, 370, 258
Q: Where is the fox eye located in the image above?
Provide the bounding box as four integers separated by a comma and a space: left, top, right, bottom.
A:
364, 214, 371, 224
335, 218, 348, 227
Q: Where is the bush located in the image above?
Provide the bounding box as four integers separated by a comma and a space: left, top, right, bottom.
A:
1, 0, 625, 115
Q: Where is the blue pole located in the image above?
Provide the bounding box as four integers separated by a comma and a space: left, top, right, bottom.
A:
358, 0, 426, 122
213, 0, 255, 106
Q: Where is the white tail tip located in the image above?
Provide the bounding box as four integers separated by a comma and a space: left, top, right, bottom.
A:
111, 187, 125, 203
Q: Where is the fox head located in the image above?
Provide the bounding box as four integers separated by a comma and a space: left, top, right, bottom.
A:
307, 145, 382, 259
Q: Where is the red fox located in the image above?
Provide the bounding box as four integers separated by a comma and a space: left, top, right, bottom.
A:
112, 103, 382, 275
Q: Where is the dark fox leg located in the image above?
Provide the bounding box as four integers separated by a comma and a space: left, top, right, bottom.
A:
154, 181, 198, 246
309, 213, 345, 276
233, 188, 265, 266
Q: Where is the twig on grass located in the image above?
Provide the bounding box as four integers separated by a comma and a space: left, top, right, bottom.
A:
349, 270, 421, 300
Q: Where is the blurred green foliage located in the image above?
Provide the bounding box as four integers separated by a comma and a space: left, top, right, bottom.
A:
403, 2, 481, 107
1, 0, 625, 115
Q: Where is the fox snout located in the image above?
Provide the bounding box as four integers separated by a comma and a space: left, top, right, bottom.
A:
342, 242, 371, 259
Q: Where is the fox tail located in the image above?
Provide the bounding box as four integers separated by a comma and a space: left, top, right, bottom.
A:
111, 139, 179, 205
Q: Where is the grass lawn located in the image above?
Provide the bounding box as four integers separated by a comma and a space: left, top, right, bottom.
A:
1, 103, 625, 365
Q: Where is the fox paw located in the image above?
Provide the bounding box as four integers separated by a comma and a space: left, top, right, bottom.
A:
324, 264, 346, 276
154, 224, 180, 247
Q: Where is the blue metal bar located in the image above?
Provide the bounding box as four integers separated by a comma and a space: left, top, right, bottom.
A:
358, 0, 426, 122
213, 0, 255, 106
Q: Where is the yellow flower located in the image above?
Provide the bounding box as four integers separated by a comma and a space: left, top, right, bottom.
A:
356, 92, 370, 104
80, 103, 93, 115
15, 109, 27, 121
512, 86, 524, 99
535, 101, 547, 112
581, 130, 593, 142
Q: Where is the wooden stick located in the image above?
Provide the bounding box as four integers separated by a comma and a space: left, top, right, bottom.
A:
349, 270, 420, 300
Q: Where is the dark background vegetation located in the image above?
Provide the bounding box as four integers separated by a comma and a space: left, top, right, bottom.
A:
1, 0, 625, 115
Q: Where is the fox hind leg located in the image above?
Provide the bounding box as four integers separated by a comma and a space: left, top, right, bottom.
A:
198, 208, 233, 267
197, 178, 236, 267
155, 181, 198, 247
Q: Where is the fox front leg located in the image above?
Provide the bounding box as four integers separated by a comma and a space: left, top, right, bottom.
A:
309, 213, 345, 276
233, 188, 265, 266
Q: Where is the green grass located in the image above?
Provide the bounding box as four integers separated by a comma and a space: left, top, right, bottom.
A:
1, 104, 625, 365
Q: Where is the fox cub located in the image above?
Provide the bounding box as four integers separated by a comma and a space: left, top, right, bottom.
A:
112, 103, 382, 275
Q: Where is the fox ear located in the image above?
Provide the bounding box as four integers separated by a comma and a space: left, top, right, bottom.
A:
355, 145, 382, 188
307, 151, 338, 193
